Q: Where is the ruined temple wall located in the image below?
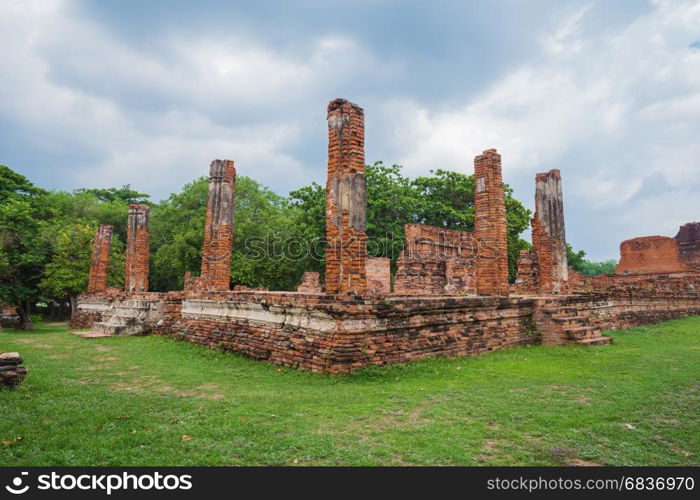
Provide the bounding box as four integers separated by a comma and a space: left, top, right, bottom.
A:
296, 271, 323, 293
615, 236, 689, 276
69, 291, 165, 330
474, 149, 509, 296
125, 204, 150, 292
675, 222, 700, 271
393, 254, 447, 295
87, 224, 113, 293
325, 99, 367, 295
152, 288, 700, 373
513, 249, 538, 294
394, 224, 477, 295
366, 257, 391, 294
154, 292, 538, 373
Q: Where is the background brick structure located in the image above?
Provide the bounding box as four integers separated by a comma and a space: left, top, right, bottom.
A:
87, 224, 113, 293
366, 257, 391, 294
513, 249, 538, 294
124, 204, 150, 292
531, 169, 568, 293
199, 159, 236, 291
394, 224, 477, 295
473, 149, 509, 296
615, 236, 689, 275
675, 222, 700, 271
296, 271, 322, 293
325, 99, 367, 295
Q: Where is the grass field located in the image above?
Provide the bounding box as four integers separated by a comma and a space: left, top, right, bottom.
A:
1, 317, 698, 466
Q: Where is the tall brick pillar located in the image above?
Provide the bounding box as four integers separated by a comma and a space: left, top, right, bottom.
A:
125, 204, 150, 292
474, 149, 509, 296
87, 224, 113, 292
532, 169, 568, 293
200, 159, 236, 291
325, 98, 367, 295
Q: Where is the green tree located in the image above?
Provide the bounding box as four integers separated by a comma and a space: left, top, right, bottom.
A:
0, 166, 51, 329
567, 244, 617, 276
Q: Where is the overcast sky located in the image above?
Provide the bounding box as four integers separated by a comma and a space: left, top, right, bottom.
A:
1, 0, 698, 260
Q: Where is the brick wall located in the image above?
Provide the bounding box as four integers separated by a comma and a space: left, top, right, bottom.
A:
325, 99, 367, 295
615, 236, 689, 275
394, 224, 477, 295
473, 149, 509, 296
125, 204, 150, 292
151, 286, 700, 373
513, 249, 538, 294
675, 222, 700, 271
366, 257, 391, 294
296, 271, 323, 293
87, 224, 113, 292
154, 291, 537, 373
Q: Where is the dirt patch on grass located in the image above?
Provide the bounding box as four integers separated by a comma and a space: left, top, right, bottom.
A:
95, 346, 113, 352
566, 459, 601, 466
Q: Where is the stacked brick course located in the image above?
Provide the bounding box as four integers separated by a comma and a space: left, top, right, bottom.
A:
125, 204, 150, 292
325, 99, 367, 295
199, 160, 236, 291
473, 149, 509, 296
87, 224, 113, 293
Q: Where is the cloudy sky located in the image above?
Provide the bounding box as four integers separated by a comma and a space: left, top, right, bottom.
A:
1, 0, 699, 260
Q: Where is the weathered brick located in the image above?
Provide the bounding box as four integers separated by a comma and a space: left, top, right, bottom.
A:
325, 99, 367, 295
125, 204, 150, 292
87, 224, 113, 293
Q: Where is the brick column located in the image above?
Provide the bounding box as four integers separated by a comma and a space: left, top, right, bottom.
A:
474, 149, 509, 296
125, 204, 150, 292
532, 169, 568, 293
200, 159, 236, 291
87, 224, 113, 292
325, 98, 367, 295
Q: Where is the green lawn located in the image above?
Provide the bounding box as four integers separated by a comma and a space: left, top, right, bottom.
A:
1, 317, 698, 466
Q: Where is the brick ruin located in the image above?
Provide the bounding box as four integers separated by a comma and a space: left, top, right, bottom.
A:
366, 257, 391, 294
70, 98, 700, 373
474, 149, 509, 296
87, 224, 113, 292
616, 236, 690, 276
675, 222, 700, 271
514, 169, 569, 294
296, 272, 322, 293
324, 99, 367, 295
394, 224, 477, 295
197, 160, 236, 292
124, 204, 150, 293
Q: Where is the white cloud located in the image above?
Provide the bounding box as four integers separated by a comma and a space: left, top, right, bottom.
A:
0, 0, 390, 197
379, 0, 700, 260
